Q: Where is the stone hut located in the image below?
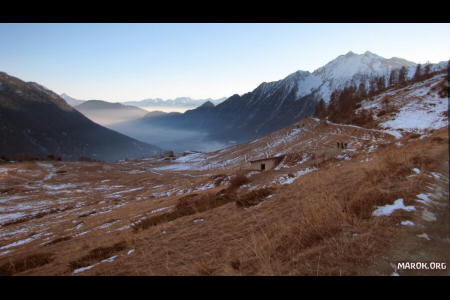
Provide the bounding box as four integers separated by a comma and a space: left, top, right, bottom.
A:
249, 155, 285, 171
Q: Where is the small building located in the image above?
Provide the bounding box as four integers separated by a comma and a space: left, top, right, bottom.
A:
249, 155, 285, 171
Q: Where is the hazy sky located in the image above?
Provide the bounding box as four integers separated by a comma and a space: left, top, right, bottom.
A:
0, 23, 449, 102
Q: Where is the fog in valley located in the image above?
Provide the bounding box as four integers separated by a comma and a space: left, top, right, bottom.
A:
108, 122, 231, 153
139, 106, 194, 114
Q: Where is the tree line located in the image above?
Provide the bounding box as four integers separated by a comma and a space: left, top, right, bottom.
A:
314, 64, 439, 124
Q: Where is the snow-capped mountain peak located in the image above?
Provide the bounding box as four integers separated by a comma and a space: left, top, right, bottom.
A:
247, 51, 425, 105
313, 51, 414, 82
292, 51, 419, 102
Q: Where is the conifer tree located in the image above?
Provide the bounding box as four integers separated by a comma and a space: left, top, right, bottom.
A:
398, 66, 407, 86
369, 77, 378, 96
314, 98, 326, 118
423, 64, 431, 79
389, 69, 398, 87
357, 82, 367, 99
376, 76, 385, 92
414, 64, 422, 82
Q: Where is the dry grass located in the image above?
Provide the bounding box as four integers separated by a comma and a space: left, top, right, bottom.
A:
235, 188, 273, 208
431, 136, 447, 144
132, 191, 238, 232
69, 241, 127, 271
44, 236, 73, 246
1, 205, 76, 227
224, 130, 448, 275
0, 253, 54, 275
133, 185, 274, 232
0, 91, 447, 276
309, 148, 340, 168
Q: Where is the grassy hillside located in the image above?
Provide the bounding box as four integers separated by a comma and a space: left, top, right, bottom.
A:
0, 73, 448, 275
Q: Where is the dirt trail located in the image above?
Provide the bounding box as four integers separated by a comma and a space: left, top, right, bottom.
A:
367, 153, 449, 276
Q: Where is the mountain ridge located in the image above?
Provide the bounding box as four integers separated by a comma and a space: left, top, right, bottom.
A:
74, 100, 149, 126
61, 94, 227, 109
0, 72, 162, 162
118, 51, 447, 148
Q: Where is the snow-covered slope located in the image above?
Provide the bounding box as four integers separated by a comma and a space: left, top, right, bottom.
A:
125, 51, 448, 147
356, 73, 448, 136
314, 51, 415, 82
310, 51, 417, 102
261, 51, 446, 105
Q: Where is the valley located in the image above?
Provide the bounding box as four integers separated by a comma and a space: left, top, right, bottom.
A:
0, 71, 448, 275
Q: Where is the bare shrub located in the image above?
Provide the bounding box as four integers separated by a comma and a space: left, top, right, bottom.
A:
131, 212, 178, 232
0, 253, 54, 275
44, 236, 72, 246
408, 133, 421, 139
376, 106, 399, 117
431, 78, 448, 98
175, 193, 204, 215
228, 173, 250, 191
132, 191, 238, 232
69, 241, 127, 271
235, 188, 273, 208
352, 109, 375, 127
347, 187, 395, 219
431, 136, 447, 144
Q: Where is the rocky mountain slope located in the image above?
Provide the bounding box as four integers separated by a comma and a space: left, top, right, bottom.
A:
130, 51, 447, 145
0, 72, 162, 162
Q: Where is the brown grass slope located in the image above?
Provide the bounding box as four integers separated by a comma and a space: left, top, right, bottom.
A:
0, 74, 448, 275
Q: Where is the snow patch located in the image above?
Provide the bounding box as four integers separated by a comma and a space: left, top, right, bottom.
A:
417, 233, 430, 240
421, 208, 437, 222
275, 168, 316, 185
72, 255, 118, 274
401, 220, 415, 226
0, 237, 35, 250
416, 193, 433, 206
372, 198, 416, 216
381, 92, 447, 132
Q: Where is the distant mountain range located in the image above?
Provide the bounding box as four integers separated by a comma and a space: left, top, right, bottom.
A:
119, 51, 448, 145
74, 100, 149, 126
0, 72, 162, 161
60, 93, 227, 109
2, 51, 447, 157
123, 97, 227, 108
60, 93, 85, 106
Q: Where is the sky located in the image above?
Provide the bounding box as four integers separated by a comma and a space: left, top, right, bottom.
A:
0, 23, 449, 102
